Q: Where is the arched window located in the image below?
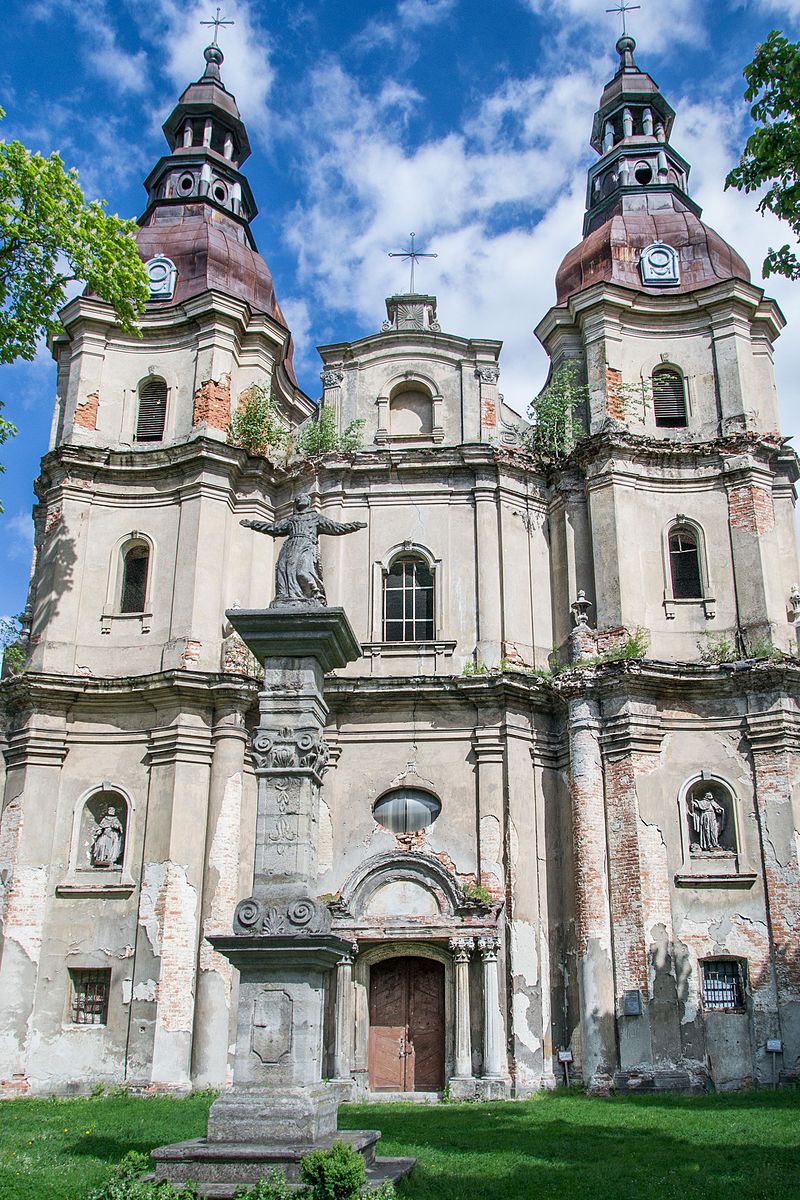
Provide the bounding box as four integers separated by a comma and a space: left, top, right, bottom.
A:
668, 526, 702, 599
120, 544, 149, 613
652, 368, 687, 427
136, 377, 167, 441
383, 556, 434, 641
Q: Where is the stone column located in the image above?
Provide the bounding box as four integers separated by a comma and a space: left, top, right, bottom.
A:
333, 946, 356, 1086
477, 935, 509, 1097
473, 466, 503, 669
191, 695, 250, 1088
567, 692, 616, 1091
449, 937, 475, 1095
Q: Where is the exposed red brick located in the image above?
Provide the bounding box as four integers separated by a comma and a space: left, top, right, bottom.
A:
43, 506, 62, 538
180, 640, 202, 668
482, 396, 497, 428
74, 392, 99, 430
729, 485, 775, 535
752, 750, 800, 996
606, 367, 624, 420
193, 374, 231, 431
596, 626, 628, 655
603, 754, 652, 995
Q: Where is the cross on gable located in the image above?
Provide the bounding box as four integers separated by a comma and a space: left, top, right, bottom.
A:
388, 233, 438, 294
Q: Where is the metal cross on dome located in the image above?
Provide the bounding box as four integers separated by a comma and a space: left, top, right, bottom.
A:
201, 6, 234, 46
388, 233, 438, 294
606, 1, 641, 35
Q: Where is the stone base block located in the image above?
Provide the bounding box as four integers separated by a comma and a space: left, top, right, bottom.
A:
446, 1077, 477, 1101
151, 1129, 415, 1198
612, 1069, 702, 1095
475, 1077, 510, 1101
207, 1085, 338, 1145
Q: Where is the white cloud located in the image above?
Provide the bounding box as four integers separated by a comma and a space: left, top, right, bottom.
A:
521, 0, 706, 53
397, 0, 459, 28
3, 511, 34, 565
747, 1, 800, 23
34, 1, 149, 95
283, 56, 602, 414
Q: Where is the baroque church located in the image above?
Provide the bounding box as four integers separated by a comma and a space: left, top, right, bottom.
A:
1, 30, 799, 1099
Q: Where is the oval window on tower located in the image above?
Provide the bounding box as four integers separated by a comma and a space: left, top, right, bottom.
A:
373, 788, 441, 833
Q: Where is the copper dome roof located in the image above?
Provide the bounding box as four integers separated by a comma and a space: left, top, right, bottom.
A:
555, 200, 750, 306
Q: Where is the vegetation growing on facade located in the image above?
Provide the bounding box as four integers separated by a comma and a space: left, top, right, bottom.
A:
228, 385, 290, 457
523, 362, 588, 460
296, 407, 365, 457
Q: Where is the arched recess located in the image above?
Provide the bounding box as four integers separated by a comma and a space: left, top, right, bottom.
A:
661, 516, 714, 619
339, 850, 464, 922
58, 783, 136, 895
370, 541, 444, 644
375, 371, 444, 445
673, 773, 756, 889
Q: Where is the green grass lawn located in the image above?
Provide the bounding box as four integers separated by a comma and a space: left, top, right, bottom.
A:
1, 1090, 799, 1200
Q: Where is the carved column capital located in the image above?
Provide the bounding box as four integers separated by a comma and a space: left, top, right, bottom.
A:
477, 935, 499, 961
449, 936, 474, 963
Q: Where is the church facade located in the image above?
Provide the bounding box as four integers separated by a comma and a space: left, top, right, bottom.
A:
1, 34, 799, 1098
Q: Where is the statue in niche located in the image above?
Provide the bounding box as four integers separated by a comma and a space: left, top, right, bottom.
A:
90, 806, 125, 868
241, 494, 366, 607
688, 790, 726, 853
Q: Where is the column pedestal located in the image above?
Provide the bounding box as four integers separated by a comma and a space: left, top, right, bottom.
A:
151, 607, 414, 1192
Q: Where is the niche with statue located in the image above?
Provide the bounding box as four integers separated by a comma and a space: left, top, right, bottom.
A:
57, 785, 135, 896
675, 775, 756, 889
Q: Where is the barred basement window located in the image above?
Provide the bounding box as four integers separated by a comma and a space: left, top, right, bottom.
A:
702, 960, 745, 1011
669, 526, 702, 599
383, 557, 434, 642
652, 368, 687, 428
136, 377, 167, 441
70, 968, 111, 1025
120, 544, 149, 613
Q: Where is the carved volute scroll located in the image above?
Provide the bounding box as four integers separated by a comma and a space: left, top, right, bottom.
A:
252, 725, 330, 784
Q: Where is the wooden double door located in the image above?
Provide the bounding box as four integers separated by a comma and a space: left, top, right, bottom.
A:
368, 956, 445, 1092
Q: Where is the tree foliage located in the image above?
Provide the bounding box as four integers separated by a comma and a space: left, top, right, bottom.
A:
296, 407, 365, 457
726, 31, 800, 280
228, 384, 290, 457
0, 109, 150, 363
523, 361, 588, 460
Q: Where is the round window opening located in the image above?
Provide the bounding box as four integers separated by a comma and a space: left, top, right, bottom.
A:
634, 162, 653, 185
373, 788, 441, 833
179, 174, 194, 193
213, 182, 227, 204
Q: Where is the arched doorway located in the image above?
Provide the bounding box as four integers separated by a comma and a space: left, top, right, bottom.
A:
367, 956, 445, 1092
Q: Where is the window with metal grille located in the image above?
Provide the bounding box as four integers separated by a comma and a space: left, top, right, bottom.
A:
120, 544, 149, 613
669, 527, 702, 599
383, 557, 434, 642
702, 960, 745, 1011
136, 378, 167, 441
652, 368, 687, 427
69, 968, 111, 1025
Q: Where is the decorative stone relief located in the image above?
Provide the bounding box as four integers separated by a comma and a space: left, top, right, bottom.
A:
449, 936, 474, 963
234, 895, 333, 936
145, 255, 177, 300
321, 369, 344, 388
252, 726, 330, 779
477, 935, 499, 961
639, 242, 680, 287
251, 989, 293, 1064
475, 366, 500, 384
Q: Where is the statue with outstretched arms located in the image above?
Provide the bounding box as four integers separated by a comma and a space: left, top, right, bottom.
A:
241, 494, 366, 607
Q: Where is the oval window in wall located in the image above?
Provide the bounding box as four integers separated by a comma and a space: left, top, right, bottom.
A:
373, 788, 441, 833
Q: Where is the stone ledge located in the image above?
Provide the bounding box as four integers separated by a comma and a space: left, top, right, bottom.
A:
226, 608, 361, 673
674, 871, 758, 889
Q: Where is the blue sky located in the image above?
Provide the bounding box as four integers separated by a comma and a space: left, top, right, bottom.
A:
2, 0, 800, 622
